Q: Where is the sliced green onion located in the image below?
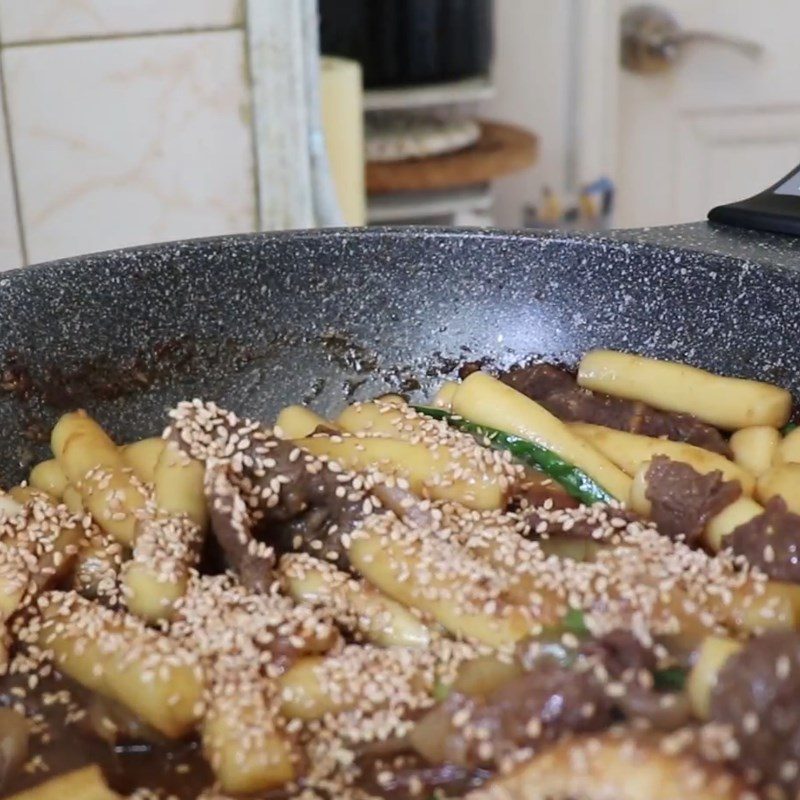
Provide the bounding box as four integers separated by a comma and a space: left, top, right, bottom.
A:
413, 405, 614, 506
653, 666, 687, 691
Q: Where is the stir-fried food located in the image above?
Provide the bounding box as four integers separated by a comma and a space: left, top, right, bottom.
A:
4, 349, 800, 800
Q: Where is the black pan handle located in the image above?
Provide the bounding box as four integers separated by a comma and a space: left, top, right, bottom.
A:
708, 163, 800, 236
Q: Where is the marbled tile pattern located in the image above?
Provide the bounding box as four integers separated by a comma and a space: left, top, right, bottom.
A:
0, 0, 242, 43
0, 222, 799, 483
0, 93, 21, 270
3, 31, 255, 264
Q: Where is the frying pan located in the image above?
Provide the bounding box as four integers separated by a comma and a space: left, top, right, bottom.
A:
1, 221, 799, 487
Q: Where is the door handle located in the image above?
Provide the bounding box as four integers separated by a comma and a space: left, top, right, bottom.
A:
621, 4, 763, 74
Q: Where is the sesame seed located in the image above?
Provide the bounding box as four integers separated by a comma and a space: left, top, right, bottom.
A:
743, 712, 760, 734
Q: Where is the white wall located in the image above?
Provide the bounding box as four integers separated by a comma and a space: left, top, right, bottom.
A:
481, 0, 572, 228
0, 0, 326, 267
0, 0, 253, 267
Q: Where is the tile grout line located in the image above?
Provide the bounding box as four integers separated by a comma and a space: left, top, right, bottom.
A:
242, 0, 262, 231
2, 23, 241, 49
0, 44, 28, 266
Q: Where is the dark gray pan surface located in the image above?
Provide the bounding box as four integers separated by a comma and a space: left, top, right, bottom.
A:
1, 222, 799, 485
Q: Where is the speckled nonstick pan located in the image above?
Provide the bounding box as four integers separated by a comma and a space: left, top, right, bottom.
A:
1, 222, 800, 485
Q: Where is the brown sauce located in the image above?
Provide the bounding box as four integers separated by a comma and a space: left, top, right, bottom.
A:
0, 670, 212, 798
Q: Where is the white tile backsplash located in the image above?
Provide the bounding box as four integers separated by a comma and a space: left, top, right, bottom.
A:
3, 31, 255, 264
0, 94, 21, 270
0, 0, 242, 44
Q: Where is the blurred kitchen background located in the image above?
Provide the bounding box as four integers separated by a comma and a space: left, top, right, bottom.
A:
0, 0, 797, 269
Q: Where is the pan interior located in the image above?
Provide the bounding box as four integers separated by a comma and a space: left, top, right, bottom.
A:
0, 225, 797, 484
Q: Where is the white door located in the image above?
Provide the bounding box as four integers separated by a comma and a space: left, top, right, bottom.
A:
612, 0, 800, 228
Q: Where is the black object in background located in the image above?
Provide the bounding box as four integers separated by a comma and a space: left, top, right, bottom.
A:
708, 163, 800, 237
318, 0, 493, 88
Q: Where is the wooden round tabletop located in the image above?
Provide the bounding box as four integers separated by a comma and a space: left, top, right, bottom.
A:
366, 119, 538, 195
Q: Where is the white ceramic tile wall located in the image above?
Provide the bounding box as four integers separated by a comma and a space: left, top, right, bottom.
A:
0, 0, 242, 43
3, 30, 256, 264
0, 95, 21, 270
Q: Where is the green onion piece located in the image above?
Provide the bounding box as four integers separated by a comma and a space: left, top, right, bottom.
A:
653, 666, 688, 691
432, 679, 452, 702
539, 608, 589, 643
560, 608, 589, 637
412, 405, 614, 506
